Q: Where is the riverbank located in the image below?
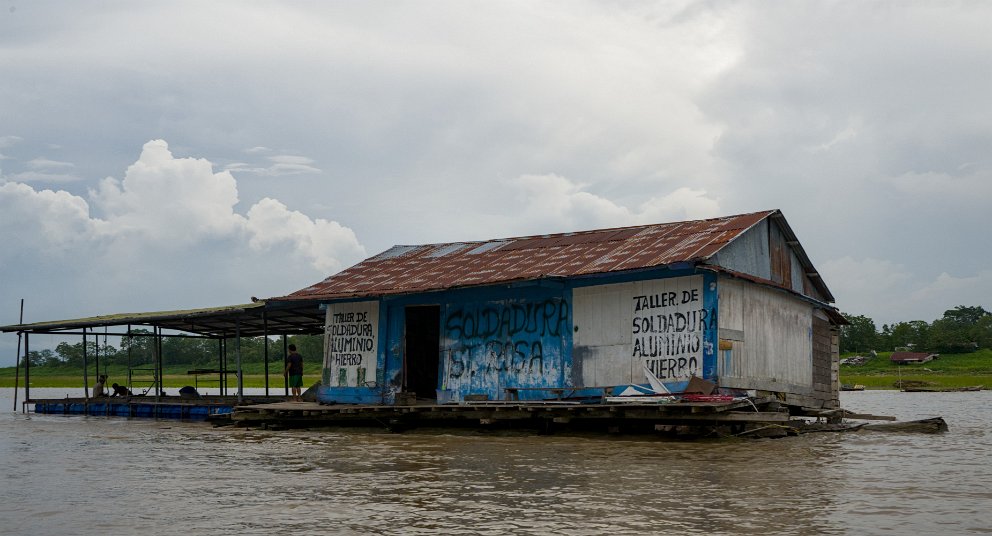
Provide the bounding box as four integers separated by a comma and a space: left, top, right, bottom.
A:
840, 349, 991, 390
840, 373, 990, 390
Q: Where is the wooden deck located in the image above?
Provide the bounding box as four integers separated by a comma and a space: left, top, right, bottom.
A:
227, 396, 799, 434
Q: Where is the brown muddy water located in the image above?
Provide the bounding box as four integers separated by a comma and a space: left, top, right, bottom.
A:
1, 388, 990, 535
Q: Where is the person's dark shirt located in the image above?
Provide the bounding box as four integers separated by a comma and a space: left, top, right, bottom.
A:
287, 352, 303, 375
110, 384, 132, 397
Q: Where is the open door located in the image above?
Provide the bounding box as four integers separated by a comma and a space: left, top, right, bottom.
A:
404, 305, 441, 399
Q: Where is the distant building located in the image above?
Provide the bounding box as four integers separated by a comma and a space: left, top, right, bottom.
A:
890, 352, 939, 364
272, 210, 845, 410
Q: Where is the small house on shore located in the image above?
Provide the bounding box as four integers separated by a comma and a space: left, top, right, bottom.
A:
270, 209, 844, 411
890, 352, 939, 364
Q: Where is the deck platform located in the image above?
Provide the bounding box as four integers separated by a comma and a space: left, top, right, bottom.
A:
226, 396, 796, 434
27, 395, 921, 437
29, 395, 286, 420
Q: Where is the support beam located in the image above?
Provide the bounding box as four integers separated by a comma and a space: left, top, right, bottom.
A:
83, 328, 89, 399
235, 319, 243, 403
24, 332, 30, 405
283, 334, 288, 396
263, 311, 269, 396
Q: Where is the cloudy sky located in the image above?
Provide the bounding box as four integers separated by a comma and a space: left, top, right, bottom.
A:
2, 1, 990, 364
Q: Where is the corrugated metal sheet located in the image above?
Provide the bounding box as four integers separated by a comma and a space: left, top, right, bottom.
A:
279, 211, 777, 302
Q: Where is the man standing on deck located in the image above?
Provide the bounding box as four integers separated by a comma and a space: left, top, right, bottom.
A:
284, 344, 304, 402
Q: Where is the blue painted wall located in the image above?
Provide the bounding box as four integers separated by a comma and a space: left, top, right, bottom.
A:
438, 285, 571, 401
318, 267, 719, 404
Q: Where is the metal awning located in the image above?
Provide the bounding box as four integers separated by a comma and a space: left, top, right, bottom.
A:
0, 300, 325, 338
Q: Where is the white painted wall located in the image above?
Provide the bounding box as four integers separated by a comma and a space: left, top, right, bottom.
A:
573, 275, 705, 386
323, 301, 380, 387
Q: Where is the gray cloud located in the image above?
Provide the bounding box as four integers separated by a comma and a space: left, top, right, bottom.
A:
1, 2, 990, 363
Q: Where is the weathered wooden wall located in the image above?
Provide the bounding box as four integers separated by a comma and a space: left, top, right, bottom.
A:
711, 218, 827, 303
572, 274, 718, 392
717, 278, 822, 405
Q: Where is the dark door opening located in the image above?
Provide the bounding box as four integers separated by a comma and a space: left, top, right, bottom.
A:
404, 305, 441, 399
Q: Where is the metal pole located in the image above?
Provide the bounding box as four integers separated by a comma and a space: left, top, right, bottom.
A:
216, 338, 220, 396
222, 337, 227, 396
263, 311, 269, 396
283, 334, 289, 396
83, 327, 89, 399
12, 299, 24, 411
152, 327, 159, 397
157, 327, 164, 397
23, 332, 30, 408
126, 324, 132, 391
94, 327, 100, 385
235, 319, 243, 403
103, 327, 108, 378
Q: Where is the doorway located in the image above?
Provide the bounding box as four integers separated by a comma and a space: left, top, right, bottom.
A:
404, 305, 441, 399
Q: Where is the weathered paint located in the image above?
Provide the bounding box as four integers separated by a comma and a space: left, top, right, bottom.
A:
317, 300, 389, 404
315, 267, 829, 406
322, 301, 380, 388
711, 219, 772, 281
440, 288, 571, 400
281, 211, 780, 302
572, 274, 718, 392
717, 277, 814, 394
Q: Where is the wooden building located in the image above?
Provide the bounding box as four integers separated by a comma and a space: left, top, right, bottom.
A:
271, 210, 844, 411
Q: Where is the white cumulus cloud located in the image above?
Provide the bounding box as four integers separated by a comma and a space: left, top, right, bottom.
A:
0, 139, 366, 322
246, 197, 365, 273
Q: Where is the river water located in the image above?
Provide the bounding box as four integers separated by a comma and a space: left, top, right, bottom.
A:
1, 388, 989, 535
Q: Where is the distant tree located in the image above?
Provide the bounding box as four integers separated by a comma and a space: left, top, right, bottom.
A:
119, 329, 158, 366
976, 315, 992, 349
890, 320, 930, 350
929, 305, 990, 353
27, 349, 59, 367
942, 305, 989, 326
54, 340, 120, 367
878, 324, 893, 351
840, 313, 877, 353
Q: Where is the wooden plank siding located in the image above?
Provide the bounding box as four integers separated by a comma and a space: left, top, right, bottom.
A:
717, 276, 835, 407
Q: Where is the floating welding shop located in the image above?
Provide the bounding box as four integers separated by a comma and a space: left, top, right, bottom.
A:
268, 209, 844, 414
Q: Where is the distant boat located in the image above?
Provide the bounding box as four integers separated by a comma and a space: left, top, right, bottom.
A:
841, 384, 865, 391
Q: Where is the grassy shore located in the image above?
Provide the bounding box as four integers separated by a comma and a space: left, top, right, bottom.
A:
840, 349, 992, 390
3, 349, 990, 390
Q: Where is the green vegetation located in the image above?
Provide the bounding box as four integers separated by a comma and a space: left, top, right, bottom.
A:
840, 305, 991, 354
2, 331, 325, 389
840, 349, 992, 390
0, 362, 321, 389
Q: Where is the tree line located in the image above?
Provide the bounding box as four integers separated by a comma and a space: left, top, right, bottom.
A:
21, 329, 323, 369
841, 305, 992, 354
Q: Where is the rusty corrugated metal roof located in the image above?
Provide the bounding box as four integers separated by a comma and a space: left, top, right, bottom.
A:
276, 210, 780, 301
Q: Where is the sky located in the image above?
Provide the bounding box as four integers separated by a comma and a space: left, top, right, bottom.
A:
1, 1, 990, 364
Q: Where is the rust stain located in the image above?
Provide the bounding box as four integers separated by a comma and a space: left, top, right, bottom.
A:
278, 210, 775, 301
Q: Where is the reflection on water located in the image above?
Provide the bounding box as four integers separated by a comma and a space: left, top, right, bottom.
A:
1, 389, 990, 535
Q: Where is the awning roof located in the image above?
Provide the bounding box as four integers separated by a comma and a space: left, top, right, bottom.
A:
0, 301, 325, 338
